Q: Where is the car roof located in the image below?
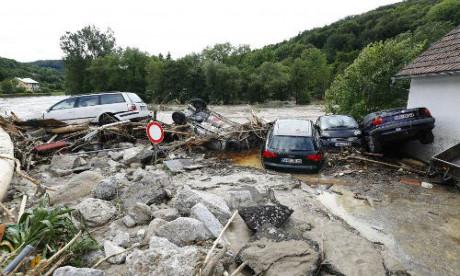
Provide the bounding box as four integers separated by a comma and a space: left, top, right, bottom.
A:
68, 91, 126, 98
273, 119, 313, 137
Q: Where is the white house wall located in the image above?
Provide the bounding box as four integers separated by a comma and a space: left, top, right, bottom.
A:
405, 74, 460, 160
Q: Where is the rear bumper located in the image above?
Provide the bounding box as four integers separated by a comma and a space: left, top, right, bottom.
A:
115, 110, 151, 121
321, 137, 361, 148
263, 161, 322, 172
367, 118, 435, 143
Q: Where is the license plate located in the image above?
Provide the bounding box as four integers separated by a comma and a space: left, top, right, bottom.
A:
394, 113, 414, 120
281, 158, 302, 164
335, 142, 351, 147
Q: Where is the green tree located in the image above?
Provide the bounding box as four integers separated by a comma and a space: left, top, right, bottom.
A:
60, 25, 116, 94
427, 0, 460, 23
325, 37, 424, 119
0, 79, 14, 94
248, 62, 290, 103
205, 62, 242, 104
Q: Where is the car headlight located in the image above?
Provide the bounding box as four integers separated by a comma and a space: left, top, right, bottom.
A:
353, 130, 361, 136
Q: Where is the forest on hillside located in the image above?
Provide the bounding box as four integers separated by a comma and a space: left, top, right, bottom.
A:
0, 57, 64, 93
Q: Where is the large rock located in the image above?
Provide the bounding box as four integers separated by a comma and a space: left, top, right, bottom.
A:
126, 236, 200, 276
50, 155, 86, 173
120, 171, 169, 209
74, 198, 117, 227
92, 177, 118, 200
173, 186, 231, 224
239, 204, 293, 230
238, 228, 320, 276
53, 266, 104, 276
191, 203, 223, 238
152, 208, 179, 221
224, 190, 256, 210
104, 240, 127, 264
122, 146, 152, 165
156, 217, 212, 246
111, 230, 130, 248
144, 218, 168, 242
50, 171, 103, 204
127, 202, 153, 225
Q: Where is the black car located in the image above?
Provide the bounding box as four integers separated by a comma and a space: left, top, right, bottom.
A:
361, 107, 435, 153
261, 119, 324, 173
316, 115, 362, 148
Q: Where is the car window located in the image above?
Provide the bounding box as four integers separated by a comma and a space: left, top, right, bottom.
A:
127, 93, 144, 103
321, 116, 358, 129
101, 94, 126, 105
77, 95, 99, 108
50, 98, 76, 111
269, 136, 315, 151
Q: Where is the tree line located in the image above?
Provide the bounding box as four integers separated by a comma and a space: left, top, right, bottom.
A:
60, 0, 460, 117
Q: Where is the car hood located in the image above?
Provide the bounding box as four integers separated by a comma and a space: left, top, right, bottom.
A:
321, 128, 360, 138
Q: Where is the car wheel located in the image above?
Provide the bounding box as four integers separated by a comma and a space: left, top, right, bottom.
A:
172, 111, 187, 125
419, 131, 434, 144
366, 136, 382, 153
190, 98, 207, 112
98, 113, 118, 126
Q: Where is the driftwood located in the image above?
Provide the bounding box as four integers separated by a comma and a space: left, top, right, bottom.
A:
347, 155, 426, 174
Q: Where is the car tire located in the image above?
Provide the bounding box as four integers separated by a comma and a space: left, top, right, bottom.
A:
190, 98, 207, 112
172, 111, 187, 125
419, 131, 434, 144
98, 113, 118, 126
366, 136, 382, 153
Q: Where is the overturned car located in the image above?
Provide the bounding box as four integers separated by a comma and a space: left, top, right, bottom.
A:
171, 99, 268, 151
361, 107, 435, 153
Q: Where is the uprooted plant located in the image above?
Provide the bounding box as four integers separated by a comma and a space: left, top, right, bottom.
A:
0, 194, 99, 274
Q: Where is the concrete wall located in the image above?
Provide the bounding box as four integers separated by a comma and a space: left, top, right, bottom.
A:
405, 74, 460, 160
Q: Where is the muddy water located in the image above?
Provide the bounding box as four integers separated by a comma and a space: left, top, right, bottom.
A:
227, 150, 460, 276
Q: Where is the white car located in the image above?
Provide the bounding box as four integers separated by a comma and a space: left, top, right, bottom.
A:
43, 92, 151, 124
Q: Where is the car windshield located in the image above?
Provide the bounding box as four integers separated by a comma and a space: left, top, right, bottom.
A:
269, 135, 315, 151
321, 116, 358, 129
50, 98, 76, 110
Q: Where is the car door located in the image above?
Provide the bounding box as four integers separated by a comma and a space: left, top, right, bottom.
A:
72, 95, 101, 123
44, 97, 77, 121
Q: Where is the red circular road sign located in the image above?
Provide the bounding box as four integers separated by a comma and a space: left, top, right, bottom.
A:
146, 121, 164, 144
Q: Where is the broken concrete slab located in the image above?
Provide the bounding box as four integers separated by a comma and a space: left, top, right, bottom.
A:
126, 236, 201, 276
190, 203, 223, 238
173, 185, 231, 224
239, 204, 293, 230
50, 171, 104, 204
74, 198, 117, 227
156, 217, 212, 246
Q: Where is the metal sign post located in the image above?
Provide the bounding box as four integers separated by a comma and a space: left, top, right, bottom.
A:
146, 121, 164, 163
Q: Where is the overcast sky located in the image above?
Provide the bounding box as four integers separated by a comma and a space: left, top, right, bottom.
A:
0, 0, 401, 62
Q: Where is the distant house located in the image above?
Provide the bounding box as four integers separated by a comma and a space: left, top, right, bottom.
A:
395, 25, 460, 160
15, 77, 40, 92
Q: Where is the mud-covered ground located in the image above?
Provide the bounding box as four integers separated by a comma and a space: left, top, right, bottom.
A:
221, 150, 460, 276
1, 99, 459, 275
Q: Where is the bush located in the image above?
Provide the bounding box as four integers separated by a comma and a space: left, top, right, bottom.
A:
325, 37, 424, 119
